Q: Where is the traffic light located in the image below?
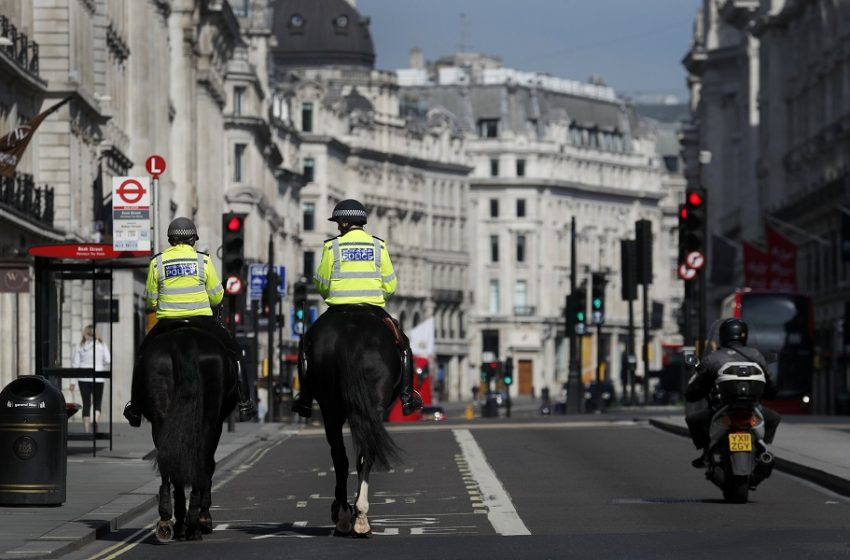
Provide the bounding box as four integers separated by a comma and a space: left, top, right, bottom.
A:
564, 293, 575, 336
221, 212, 247, 278
574, 286, 587, 335
591, 272, 606, 325
503, 357, 514, 386
262, 270, 280, 318
292, 280, 308, 336
680, 188, 706, 259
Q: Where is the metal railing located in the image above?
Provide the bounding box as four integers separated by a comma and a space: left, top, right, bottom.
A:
0, 15, 40, 78
0, 172, 54, 227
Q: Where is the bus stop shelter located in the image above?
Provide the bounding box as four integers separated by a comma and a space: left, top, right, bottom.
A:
29, 243, 148, 456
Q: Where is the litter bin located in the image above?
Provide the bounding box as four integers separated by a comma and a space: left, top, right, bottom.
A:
481, 395, 499, 418
0, 375, 67, 505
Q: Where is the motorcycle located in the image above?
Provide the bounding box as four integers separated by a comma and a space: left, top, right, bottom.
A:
685, 323, 776, 503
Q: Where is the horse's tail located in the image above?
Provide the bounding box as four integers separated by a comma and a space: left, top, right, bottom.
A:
341, 348, 402, 472
155, 335, 205, 487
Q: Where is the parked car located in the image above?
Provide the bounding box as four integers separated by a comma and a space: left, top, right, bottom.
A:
584, 381, 615, 412
420, 405, 446, 422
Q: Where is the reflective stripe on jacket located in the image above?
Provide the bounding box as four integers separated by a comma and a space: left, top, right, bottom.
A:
144, 244, 224, 318
313, 228, 397, 307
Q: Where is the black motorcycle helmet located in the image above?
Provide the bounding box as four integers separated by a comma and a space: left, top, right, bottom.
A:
167, 217, 198, 246
328, 199, 368, 226
719, 318, 748, 346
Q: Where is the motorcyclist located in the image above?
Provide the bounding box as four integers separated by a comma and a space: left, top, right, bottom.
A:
122, 217, 257, 426
291, 199, 423, 418
685, 318, 781, 468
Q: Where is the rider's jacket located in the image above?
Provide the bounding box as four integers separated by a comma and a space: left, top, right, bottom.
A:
685, 342, 777, 403
144, 244, 224, 318
313, 228, 397, 307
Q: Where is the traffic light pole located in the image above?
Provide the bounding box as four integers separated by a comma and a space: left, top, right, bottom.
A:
567, 217, 583, 413
267, 234, 276, 422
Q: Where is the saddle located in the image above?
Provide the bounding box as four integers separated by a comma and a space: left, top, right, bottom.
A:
332, 304, 403, 347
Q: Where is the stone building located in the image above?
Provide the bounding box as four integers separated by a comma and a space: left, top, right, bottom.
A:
268, 0, 473, 401
398, 53, 678, 398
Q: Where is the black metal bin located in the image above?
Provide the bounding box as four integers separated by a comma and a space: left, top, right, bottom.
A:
0, 375, 67, 505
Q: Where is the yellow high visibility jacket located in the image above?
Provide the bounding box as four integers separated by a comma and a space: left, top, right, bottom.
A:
144, 244, 224, 318
313, 228, 397, 307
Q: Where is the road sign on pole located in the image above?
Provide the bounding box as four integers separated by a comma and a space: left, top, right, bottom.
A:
112, 177, 151, 252
224, 275, 243, 295
145, 155, 167, 178
249, 264, 286, 300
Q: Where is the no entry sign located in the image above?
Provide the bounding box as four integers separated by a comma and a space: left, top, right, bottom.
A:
112, 176, 151, 252
225, 275, 243, 295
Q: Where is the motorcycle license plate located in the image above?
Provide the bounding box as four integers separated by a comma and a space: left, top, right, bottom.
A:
728, 432, 752, 452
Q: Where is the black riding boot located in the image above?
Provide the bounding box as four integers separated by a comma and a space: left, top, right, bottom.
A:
292, 343, 313, 418
123, 358, 145, 427
400, 347, 423, 416
235, 361, 257, 421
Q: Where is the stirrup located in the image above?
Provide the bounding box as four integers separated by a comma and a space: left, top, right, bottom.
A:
123, 402, 142, 428
238, 400, 257, 422
401, 390, 423, 416
292, 395, 313, 418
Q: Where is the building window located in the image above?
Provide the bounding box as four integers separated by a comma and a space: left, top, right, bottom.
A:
490, 158, 499, 177
489, 279, 500, 314
516, 234, 526, 263
303, 157, 314, 183
233, 144, 246, 182
232, 0, 250, 17
490, 199, 499, 218
514, 279, 527, 310
303, 251, 315, 277
516, 199, 526, 217
233, 86, 245, 116
516, 159, 525, 177
490, 235, 499, 263
302, 102, 313, 132
303, 202, 315, 231
478, 119, 499, 138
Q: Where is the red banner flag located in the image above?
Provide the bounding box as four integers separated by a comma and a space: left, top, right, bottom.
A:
0, 97, 72, 177
766, 224, 797, 290
743, 241, 769, 289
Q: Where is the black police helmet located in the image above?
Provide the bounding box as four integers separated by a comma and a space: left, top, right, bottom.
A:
329, 199, 368, 225
719, 318, 748, 346
167, 217, 198, 246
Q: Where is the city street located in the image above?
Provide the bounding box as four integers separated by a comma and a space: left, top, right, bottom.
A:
65, 415, 850, 560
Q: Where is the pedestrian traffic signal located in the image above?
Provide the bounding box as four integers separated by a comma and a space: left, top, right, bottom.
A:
292, 280, 309, 336
221, 212, 247, 278
574, 286, 587, 335
680, 188, 706, 258
503, 357, 514, 386
591, 272, 606, 325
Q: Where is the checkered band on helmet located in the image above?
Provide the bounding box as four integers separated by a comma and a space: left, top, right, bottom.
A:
167, 217, 198, 244
329, 199, 368, 225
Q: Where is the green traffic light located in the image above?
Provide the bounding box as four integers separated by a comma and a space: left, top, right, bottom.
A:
576, 311, 585, 322
593, 298, 602, 309
295, 309, 304, 320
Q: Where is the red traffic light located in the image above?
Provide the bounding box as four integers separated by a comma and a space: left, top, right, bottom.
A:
489, 361, 498, 370
679, 206, 688, 220
687, 191, 703, 207
226, 215, 243, 232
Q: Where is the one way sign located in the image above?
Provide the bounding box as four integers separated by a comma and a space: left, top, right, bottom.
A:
248, 264, 286, 301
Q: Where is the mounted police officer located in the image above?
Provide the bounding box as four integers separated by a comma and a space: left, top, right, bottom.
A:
292, 199, 423, 418
123, 217, 257, 426
685, 318, 781, 468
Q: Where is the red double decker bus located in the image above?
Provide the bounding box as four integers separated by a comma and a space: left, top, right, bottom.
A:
386, 355, 433, 422
721, 289, 815, 414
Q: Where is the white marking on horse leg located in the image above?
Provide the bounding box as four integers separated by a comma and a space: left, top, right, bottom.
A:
354, 480, 371, 535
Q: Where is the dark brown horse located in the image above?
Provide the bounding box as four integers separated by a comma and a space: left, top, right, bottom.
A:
138, 325, 236, 541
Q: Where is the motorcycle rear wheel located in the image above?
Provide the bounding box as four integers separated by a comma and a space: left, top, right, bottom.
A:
723, 475, 750, 504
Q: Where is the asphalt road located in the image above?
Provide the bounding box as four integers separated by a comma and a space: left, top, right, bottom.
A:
69, 418, 850, 560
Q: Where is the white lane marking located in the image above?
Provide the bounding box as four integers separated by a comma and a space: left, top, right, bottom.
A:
453, 429, 531, 536
296, 501, 308, 508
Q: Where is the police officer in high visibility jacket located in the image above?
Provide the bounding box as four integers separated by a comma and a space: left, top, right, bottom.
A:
291, 199, 423, 417
122, 217, 257, 426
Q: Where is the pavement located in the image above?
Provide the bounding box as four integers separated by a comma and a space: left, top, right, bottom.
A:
3, 401, 850, 559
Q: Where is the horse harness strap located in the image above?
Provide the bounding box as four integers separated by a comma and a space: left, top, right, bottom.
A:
383, 317, 402, 346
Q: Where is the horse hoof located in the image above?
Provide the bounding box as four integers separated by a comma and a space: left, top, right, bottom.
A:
199, 514, 213, 534
155, 520, 174, 543
332, 500, 353, 535
353, 516, 371, 537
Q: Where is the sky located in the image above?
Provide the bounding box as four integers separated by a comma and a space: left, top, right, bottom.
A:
357, 0, 701, 102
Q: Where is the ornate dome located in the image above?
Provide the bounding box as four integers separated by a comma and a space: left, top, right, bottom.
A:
271, 0, 375, 69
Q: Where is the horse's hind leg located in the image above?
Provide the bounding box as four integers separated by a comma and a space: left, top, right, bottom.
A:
353, 454, 373, 537
155, 477, 175, 542
173, 484, 186, 540
185, 488, 203, 541
324, 418, 352, 536
198, 480, 213, 534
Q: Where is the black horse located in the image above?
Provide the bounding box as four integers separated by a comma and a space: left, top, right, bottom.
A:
138, 325, 236, 542
302, 306, 403, 536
